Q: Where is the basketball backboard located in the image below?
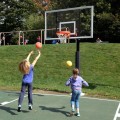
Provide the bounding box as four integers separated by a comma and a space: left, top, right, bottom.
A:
45, 6, 94, 40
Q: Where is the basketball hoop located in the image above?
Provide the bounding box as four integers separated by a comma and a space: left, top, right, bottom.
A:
56, 31, 71, 43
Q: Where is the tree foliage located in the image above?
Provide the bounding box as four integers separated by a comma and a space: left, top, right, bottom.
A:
0, 0, 120, 43
50, 0, 120, 42
0, 0, 38, 31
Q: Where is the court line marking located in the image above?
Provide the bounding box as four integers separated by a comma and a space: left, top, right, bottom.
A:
82, 96, 120, 103
0, 92, 119, 107
0, 92, 119, 120
0, 95, 27, 106
33, 93, 120, 103
113, 103, 120, 120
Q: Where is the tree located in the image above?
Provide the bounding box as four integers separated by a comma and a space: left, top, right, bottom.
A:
0, 0, 37, 32
0, 0, 119, 43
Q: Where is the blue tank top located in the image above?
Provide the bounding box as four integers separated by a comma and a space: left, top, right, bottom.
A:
22, 65, 34, 83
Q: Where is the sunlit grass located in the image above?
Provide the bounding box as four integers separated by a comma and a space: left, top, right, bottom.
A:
0, 43, 120, 99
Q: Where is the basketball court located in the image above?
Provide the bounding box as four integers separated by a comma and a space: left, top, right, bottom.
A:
0, 90, 120, 120
0, 6, 120, 120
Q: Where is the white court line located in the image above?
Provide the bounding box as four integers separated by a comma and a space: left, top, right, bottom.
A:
33, 93, 120, 103
0, 95, 27, 106
113, 103, 120, 120
82, 96, 120, 103
0, 92, 119, 106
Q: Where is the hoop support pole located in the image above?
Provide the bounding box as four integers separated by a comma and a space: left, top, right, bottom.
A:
75, 39, 80, 73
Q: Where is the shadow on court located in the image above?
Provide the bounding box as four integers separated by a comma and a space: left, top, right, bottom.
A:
0, 106, 29, 115
0, 91, 120, 120
39, 106, 70, 117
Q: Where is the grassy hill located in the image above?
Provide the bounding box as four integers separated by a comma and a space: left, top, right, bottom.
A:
0, 43, 120, 100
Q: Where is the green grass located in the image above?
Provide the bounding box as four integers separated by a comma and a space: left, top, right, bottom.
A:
0, 43, 120, 100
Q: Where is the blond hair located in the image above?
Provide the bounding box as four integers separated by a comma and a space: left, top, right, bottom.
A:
73, 68, 79, 75
19, 60, 30, 74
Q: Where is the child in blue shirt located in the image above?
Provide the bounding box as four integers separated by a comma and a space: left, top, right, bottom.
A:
65, 68, 89, 117
18, 50, 41, 112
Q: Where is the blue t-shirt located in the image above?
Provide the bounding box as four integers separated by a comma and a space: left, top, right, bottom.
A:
22, 65, 34, 83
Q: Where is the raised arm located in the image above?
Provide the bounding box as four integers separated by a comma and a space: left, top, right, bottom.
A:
32, 50, 41, 67
26, 51, 33, 61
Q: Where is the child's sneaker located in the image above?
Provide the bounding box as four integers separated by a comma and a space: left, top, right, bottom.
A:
28, 105, 32, 110
17, 107, 21, 112
17, 105, 21, 112
76, 113, 80, 117
69, 110, 75, 116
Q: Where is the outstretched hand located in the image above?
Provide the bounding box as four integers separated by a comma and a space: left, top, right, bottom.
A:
37, 50, 41, 55
30, 51, 34, 55
26, 51, 34, 61
31, 50, 41, 67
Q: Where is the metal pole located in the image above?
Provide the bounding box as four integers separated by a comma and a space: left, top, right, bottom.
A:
75, 39, 80, 70
18, 31, 20, 45
3, 34, 5, 45
43, 30, 45, 44
41, 30, 42, 44
23, 32, 24, 45
0, 33, 1, 46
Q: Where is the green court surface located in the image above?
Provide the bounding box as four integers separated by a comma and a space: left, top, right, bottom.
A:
0, 91, 120, 120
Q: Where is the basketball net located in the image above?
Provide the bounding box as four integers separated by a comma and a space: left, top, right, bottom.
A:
56, 31, 70, 43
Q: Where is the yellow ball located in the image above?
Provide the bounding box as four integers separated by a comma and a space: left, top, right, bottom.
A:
66, 61, 72, 67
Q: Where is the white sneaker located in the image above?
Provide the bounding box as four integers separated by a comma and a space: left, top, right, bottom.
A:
81, 92, 85, 96
76, 113, 80, 117
17, 107, 21, 112
28, 105, 32, 110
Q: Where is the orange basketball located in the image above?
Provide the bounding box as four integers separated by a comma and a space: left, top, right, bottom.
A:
35, 42, 42, 49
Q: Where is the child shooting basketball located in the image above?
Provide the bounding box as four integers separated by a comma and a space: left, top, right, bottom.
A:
17, 50, 41, 112
65, 68, 89, 117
